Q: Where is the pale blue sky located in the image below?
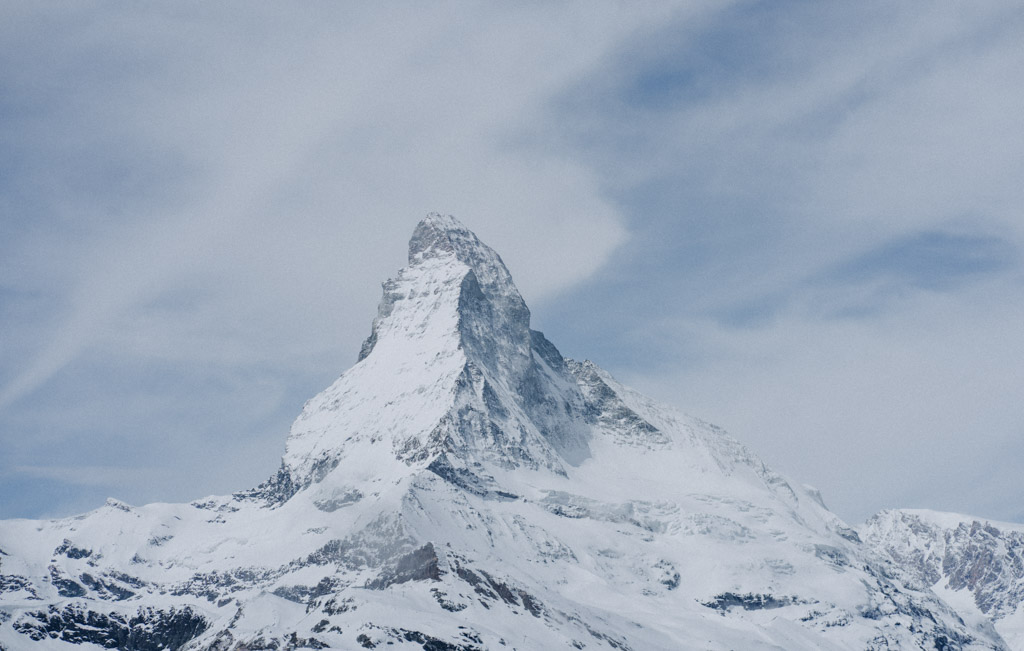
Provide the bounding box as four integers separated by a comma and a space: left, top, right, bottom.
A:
2, 2, 1022, 524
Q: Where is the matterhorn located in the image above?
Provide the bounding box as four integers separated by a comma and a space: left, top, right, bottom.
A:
2, 215, 1021, 650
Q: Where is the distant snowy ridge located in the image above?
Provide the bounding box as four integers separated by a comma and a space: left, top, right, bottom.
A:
0, 214, 1017, 650
862, 509, 1024, 648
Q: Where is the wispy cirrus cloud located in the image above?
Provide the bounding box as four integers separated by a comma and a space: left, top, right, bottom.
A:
2, 2, 1023, 526
0, 1, 722, 518
825, 231, 1018, 292
532, 2, 1024, 523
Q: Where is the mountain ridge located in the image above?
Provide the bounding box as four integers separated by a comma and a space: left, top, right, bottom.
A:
861, 508, 1024, 648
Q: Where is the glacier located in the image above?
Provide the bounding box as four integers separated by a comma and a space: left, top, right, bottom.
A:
0, 214, 1019, 650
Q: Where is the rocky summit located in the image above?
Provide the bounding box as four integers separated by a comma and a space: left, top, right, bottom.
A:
1, 215, 1021, 650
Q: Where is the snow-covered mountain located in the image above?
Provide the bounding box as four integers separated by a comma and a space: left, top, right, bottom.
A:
0, 215, 1016, 649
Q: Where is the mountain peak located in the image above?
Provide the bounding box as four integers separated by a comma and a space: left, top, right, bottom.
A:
360, 215, 532, 365
407, 213, 472, 263
406, 214, 524, 312
2, 214, 1013, 651
284, 214, 589, 491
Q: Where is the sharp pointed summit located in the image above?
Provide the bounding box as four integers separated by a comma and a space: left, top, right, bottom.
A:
0, 215, 1017, 650
359, 213, 529, 366
405, 213, 529, 322
287, 215, 589, 498
407, 214, 510, 274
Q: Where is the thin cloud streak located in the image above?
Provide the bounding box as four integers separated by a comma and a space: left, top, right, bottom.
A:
0, 2, 719, 518
0, 3, 656, 410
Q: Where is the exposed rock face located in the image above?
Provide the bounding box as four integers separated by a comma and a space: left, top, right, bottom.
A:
862, 509, 1024, 646
13, 604, 208, 650
0, 215, 1016, 650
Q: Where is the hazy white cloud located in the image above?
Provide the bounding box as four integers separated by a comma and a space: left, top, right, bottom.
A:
0, 3, 671, 409
621, 274, 1024, 522
0, 1, 725, 517
3, 2, 1022, 526
545, 2, 1024, 523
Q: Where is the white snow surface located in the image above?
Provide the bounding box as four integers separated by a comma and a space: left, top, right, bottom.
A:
284, 250, 470, 485
0, 215, 1014, 650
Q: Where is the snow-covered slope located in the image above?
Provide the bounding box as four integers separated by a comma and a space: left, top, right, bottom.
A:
862, 509, 1024, 649
0, 215, 1012, 650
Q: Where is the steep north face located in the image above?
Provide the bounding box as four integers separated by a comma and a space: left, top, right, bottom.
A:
0, 215, 1016, 650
